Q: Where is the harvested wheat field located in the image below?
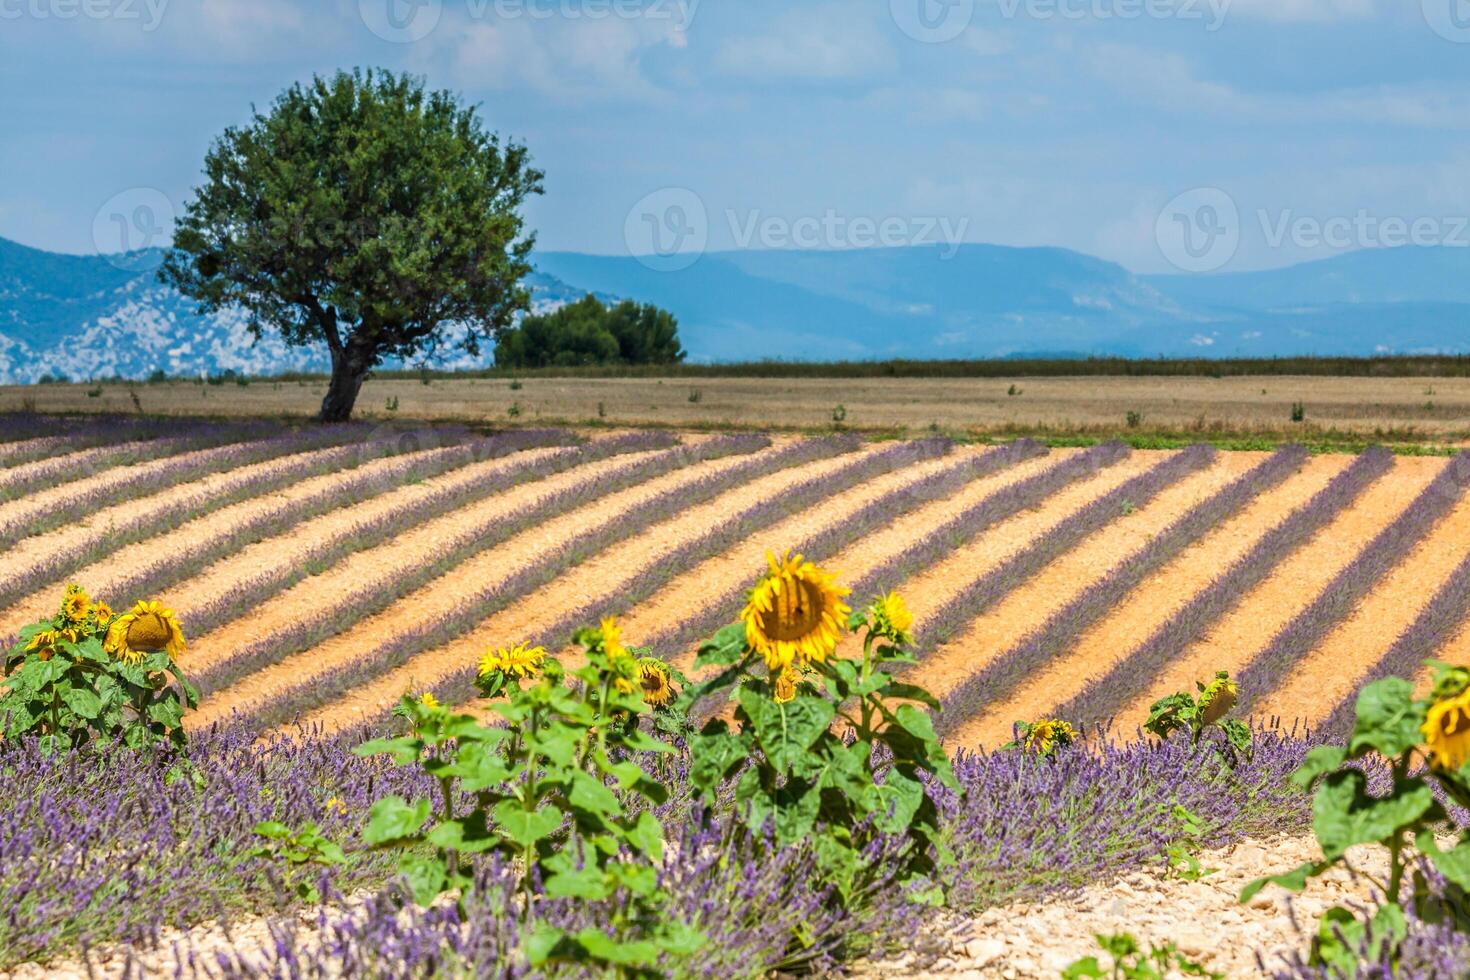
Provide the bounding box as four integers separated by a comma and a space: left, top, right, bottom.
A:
5, 414, 1470, 744
9, 412, 1470, 978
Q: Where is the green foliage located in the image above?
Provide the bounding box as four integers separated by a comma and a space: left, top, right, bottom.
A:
832, 403, 847, 423
1144, 671, 1252, 767
354, 628, 698, 976
0, 587, 197, 752
686, 600, 960, 919
161, 68, 543, 422
1126, 410, 1143, 428
249, 820, 346, 903
1063, 933, 1222, 980
495, 294, 685, 369
1161, 805, 1216, 881
1291, 401, 1307, 422
1243, 661, 1470, 970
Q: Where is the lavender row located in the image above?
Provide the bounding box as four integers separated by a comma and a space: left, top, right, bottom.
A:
850, 440, 1131, 604
643, 438, 1049, 663
937, 446, 1304, 735
0, 422, 389, 549
1233, 451, 1470, 713
0, 419, 291, 502
0, 429, 469, 611
0, 416, 239, 471
1319, 547, 1470, 739
1054, 445, 1396, 731
97, 428, 583, 617
928, 446, 1216, 733
195, 432, 793, 705
241, 436, 939, 731
0, 719, 1319, 972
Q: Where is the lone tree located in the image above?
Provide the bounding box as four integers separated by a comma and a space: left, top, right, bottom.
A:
161, 69, 544, 421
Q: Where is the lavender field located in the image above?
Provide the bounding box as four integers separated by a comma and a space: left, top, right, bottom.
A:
5, 412, 1470, 978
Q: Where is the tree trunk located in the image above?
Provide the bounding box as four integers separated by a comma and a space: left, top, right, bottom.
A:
319, 348, 369, 422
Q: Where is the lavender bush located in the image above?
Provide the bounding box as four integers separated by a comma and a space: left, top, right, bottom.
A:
935, 445, 1303, 734
193, 432, 780, 703
1233, 451, 1470, 713
1056, 445, 1396, 731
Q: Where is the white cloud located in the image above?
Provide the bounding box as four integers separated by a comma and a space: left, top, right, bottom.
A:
715, 6, 895, 81
418, 13, 681, 103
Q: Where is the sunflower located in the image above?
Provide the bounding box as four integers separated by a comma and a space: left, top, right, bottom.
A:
417, 692, 441, 710
1423, 688, 1470, 771
104, 601, 186, 665
637, 657, 674, 707
870, 592, 914, 644
61, 586, 90, 623
773, 666, 799, 704
92, 600, 115, 625
1024, 719, 1078, 756
740, 551, 850, 672
25, 628, 60, 660
478, 642, 546, 679
600, 616, 628, 660
1197, 672, 1238, 727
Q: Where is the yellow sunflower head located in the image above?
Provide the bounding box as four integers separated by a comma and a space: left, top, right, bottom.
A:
92, 600, 114, 625
600, 616, 627, 660
104, 601, 186, 665
478, 642, 546, 680
740, 551, 850, 672
1024, 719, 1079, 756
773, 666, 799, 704
25, 628, 60, 661
60, 585, 91, 624
1197, 672, 1238, 727
869, 592, 915, 645
417, 692, 441, 710
637, 657, 674, 707
1423, 688, 1470, 772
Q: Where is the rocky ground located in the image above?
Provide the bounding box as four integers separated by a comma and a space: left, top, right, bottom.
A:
4, 836, 1385, 979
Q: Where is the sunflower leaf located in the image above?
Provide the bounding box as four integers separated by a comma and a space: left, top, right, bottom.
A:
694, 623, 748, 669
364, 796, 431, 846
1347, 678, 1423, 759
739, 686, 834, 773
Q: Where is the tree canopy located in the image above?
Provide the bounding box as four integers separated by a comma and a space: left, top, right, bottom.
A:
161, 68, 543, 420
494, 294, 686, 368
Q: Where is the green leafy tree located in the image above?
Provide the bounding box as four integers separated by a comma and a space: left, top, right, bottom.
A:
495, 294, 685, 368
161, 69, 543, 421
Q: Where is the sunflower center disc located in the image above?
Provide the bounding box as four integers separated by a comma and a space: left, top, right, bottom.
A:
127, 615, 171, 652
760, 579, 824, 642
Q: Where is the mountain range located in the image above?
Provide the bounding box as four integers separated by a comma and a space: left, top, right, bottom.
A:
1, 234, 1467, 382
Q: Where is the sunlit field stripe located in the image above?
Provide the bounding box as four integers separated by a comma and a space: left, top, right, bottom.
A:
1052, 446, 1396, 731
248, 438, 948, 732
177, 431, 679, 649
0, 420, 279, 501
917, 445, 1213, 685
640, 439, 1051, 663
935, 446, 1306, 735
191, 433, 795, 702
1232, 451, 1470, 714
0, 431, 457, 610
0, 423, 389, 549
1319, 548, 1470, 738
90, 429, 581, 617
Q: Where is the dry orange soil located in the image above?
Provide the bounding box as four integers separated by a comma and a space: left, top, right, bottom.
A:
5, 431, 1468, 744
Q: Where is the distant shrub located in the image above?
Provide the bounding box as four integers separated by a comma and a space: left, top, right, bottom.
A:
147, 369, 168, 384
1126, 410, 1143, 428
384, 396, 399, 413
495, 294, 685, 368
688, 387, 702, 403
1291, 401, 1306, 423
507, 402, 521, 418
833, 403, 847, 423
509, 378, 523, 390
86, 388, 102, 399
1007, 384, 1022, 397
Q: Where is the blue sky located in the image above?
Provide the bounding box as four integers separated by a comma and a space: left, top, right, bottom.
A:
3, 0, 1469, 273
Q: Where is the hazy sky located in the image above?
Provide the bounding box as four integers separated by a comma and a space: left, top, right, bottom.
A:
3, 0, 1469, 273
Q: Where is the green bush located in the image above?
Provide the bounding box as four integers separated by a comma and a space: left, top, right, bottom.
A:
496, 295, 685, 368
